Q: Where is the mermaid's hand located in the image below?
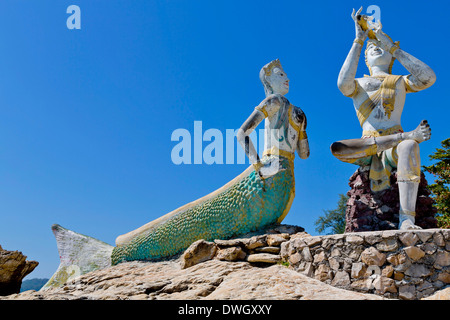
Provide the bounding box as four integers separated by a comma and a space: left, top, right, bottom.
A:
259, 158, 284, 179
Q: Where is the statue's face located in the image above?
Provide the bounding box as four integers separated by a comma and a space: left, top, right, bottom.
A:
366, 41, 393, 68
267, 67, 289, 95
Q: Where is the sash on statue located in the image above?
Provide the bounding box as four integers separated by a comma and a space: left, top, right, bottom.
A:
357, 75, 403, 192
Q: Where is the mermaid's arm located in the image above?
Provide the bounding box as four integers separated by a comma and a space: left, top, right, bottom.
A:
237, 96, 281, 170
296, 113, 310, 159
237, 109, 265, 168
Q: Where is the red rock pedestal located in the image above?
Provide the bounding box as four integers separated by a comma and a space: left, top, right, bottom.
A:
345, 166, 438, 232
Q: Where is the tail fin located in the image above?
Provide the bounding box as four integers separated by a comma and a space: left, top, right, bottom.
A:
41, 224, 113, 291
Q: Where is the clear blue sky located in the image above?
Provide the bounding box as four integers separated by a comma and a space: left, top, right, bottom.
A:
0, 1, 448, 279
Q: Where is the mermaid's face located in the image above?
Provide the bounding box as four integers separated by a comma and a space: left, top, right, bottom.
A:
267, 67, 289, 95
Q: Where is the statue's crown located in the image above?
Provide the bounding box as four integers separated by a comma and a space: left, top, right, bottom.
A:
263, 59, 282, 77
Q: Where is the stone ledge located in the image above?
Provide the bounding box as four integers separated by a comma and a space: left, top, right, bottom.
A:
180, 225, 449, 299
280, 228, 450, 300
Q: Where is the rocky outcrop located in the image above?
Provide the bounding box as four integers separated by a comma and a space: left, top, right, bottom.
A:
0, 245, 38, 296
1, 258, 386, 300
1, 225, 448, 300
346, 167, 438, 232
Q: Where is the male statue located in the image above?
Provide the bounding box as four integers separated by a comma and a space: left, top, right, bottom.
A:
331, 7, 436, 230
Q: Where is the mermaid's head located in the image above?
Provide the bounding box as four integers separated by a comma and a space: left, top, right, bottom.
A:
260, 59, 289, 96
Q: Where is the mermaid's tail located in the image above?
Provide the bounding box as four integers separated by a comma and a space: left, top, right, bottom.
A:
41, 224, 113, 290
112, 156, 295, 265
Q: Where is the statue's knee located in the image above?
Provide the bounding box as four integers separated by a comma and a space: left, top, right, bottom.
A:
330, 141, 346, 156
398, 139, 419, 156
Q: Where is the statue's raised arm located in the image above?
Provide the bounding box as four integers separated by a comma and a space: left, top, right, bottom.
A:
337, 7, 370, 97
372, 26, 436, 92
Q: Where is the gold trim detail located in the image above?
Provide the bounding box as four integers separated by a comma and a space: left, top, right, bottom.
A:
263, 146, 295, 163
255, 105, 269, 118
354, 38, 364, 46
362, 125, 404, 138
404, 75, 419, 93
263, 59, 282, 77
253, 161, 263, 172
389, 44, 399, 55
356, 75, 402, 126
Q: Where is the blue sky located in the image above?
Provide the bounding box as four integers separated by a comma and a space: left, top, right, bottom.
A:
0, 1, 448, 279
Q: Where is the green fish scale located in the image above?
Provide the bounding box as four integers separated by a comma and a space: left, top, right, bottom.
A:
111, 156, 294, 265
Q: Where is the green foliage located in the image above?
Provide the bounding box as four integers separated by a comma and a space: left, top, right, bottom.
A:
315, 194, 349, 235
278, 261, 290, 268
423, 138, 450, 228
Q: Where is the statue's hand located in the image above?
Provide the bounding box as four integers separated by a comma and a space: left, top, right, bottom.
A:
351, 7, 369, 41
373, 25, 395, 52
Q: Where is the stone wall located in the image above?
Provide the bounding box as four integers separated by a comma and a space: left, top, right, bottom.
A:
281, 228, 450, 300
179, 224, 449, 300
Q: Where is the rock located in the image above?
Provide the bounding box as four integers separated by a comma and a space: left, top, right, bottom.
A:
361, 247, 386, 266
288, 252, 302, 265
255, 246, 280, 254
0, 246, 38, 296
373, 276, 397, 294
0, 258, 385, 300
437, 272, 450, 284
404, 264, 432, 278
181, 240, 217, 269
246, 253, 281, 264
351, 278, 373, 292
376, 238, 399, 252
314, 264, 332, 282
404, 246, 425, 261
266, 234, 289, 247
422, 287, 450, 300
346, 235, 364, 245
433, 232, 445, 247
434, 250, 450, 268
301, 247, 313, 262
246, 236, 266, 250
216, 247, 246, 262
386, 253, 407, 266
345, 168, 437, 232
399, 232, 419, 247
398, 285, 416, 300
382, 265, 394, 278
351, 262, 367, 279
331, 271, 351, 287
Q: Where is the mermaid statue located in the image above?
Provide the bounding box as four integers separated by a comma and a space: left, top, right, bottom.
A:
42, 59, 309, 289
111, 59, 309, 264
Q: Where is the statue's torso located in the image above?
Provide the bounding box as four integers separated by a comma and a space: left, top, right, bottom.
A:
353, 76, 407, 134
263, 97, 303, 154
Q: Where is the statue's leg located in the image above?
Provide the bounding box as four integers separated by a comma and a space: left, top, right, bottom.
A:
330, 133, 403, 163
396, 139, 422, 230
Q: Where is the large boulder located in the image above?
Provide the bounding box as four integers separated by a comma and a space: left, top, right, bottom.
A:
0, 245, 38, 295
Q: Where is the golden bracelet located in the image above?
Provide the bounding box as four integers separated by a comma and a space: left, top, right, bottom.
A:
353, 38, 364, 46
389, 45, 399, 55
299, 131, 308, 140
253, 162, 263, 172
